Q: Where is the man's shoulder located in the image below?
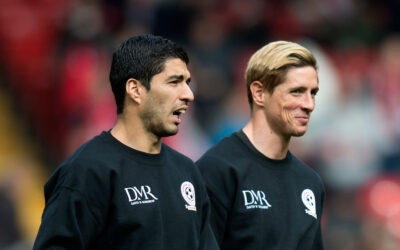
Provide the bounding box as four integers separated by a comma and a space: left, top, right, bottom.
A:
66, 131, 110, 161
203, 132, 242, 158
67, 131, 128, 170
163, 143, 194, 165
289, 152, 324, 186
196, 132, 244, 170
51, 132, 113, 183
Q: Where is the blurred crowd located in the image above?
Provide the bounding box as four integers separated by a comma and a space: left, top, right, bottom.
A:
0, 0, 399, 249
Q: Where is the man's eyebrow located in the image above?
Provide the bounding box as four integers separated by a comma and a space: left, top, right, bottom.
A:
289, 86, 307, 92
166, 75, 191, 83
166, 75, 184, 81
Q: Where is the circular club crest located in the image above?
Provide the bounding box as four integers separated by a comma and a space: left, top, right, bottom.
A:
181, 181, 196, 207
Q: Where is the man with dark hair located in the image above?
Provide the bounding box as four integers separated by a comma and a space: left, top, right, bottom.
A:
34, 34, 219, 250
196, 41, 325, 249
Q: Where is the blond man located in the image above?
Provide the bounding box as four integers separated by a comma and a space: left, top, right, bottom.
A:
196, 41, 325, 250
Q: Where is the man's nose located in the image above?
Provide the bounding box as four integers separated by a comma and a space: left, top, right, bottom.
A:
302, 93, 315, 112
180, 83, 194, 103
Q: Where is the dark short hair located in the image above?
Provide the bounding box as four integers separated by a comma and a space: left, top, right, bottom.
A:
109, 34, 189, 114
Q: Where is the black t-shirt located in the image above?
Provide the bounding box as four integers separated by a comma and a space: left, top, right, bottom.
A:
196, 130, 325, 250
34, 131, 219, 250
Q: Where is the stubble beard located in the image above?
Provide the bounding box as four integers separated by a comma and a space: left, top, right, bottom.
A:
292, 129, 307, 137
289, 119, 309, 137
140, 105, 178, 138
268, 115, 307, 139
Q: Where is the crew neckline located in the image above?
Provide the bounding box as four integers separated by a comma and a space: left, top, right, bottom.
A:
99, 130, 166, 163
235, 129, 292, 166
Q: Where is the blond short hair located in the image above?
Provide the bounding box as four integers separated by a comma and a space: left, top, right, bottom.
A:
245, 41, 317, 108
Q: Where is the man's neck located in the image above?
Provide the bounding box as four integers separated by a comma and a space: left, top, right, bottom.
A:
110, 114, 162, 154
242, 114, 290, 160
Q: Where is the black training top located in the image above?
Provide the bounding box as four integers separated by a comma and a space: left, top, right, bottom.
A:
34, 131, 219, 250
196, 130, 325, 250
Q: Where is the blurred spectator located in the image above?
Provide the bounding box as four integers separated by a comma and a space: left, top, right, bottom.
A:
309, 46, 390, 190
187, 9, 234, 135
358, 174, 400, 248
323, 190, 363, 250
207, 46, 252, 144
56, 0, 116, 158
0, 0, 71, 160
369, 34, 400, 171
152, 0, 198, 45
265, 0, 304, 41
225, 0, 270, 47
0, 189, 21, 248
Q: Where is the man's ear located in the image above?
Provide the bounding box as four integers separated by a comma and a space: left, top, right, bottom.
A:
250, 81, 265, 107
126, 78, 145, 104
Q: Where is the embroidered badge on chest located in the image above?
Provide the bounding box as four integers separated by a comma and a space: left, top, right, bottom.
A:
181, 181, 197, 211
124, 185, 158, 206
242, 189, 272, 210
301, 189, 317, 219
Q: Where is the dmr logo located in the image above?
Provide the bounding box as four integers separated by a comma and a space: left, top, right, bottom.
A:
242, 190, 272, 210
124, 185, 158, 206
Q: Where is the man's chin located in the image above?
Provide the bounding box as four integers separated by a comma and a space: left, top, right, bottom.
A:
292, 128, 307, 137
157, 127, 179, 137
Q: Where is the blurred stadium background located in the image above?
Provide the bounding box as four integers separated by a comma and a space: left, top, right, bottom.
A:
0, 0, 399, 249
